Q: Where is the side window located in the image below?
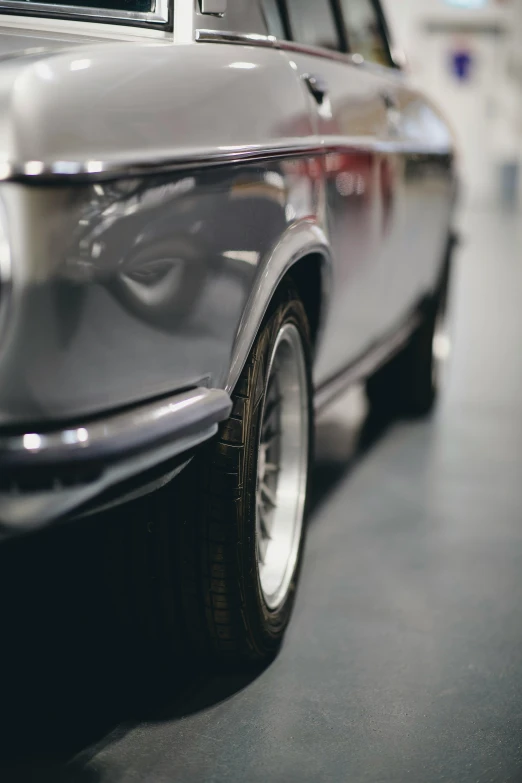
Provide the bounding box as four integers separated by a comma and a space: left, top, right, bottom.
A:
338, 0, 391, 66
285, 0, 342, 52
15, 0, 152, 10
261, 0, 287, 39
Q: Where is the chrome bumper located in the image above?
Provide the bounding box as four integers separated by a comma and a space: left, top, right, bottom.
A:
0, 387, 232, 534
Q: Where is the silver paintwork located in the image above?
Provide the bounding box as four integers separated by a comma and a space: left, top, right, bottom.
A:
0, 34, 450, 180
193, 2, 266, 37
226, 220, 331, 395
0, 2, 457, 530
0, 42, 317, 178
0, 387, 231, 464
313, 312, 421, 413
0, 144, 323, 182
0, 138, 452, 184
199, 0, 226, 15
257, 322, 308, 610
0, 158, 323, 424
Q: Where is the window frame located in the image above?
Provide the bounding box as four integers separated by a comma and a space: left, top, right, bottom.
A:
282, 0, 345, 55
264, 0, 398, 69
0, 0, 171, 30
334, 0, 396, 69
259, 0, 289, 40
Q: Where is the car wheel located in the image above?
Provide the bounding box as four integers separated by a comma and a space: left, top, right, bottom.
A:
366, 261, 451, 418
104, 286, 312, 667
179, 286, 313, 663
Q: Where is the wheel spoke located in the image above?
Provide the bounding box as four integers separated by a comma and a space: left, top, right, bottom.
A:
261, 482, 277, 509
257, 532, 269, 565
264, 462, 279, 475
260, 513, 272, 542
257, 498, 272, 566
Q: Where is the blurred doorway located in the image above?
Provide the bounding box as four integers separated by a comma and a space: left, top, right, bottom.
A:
422, 22, 512, 204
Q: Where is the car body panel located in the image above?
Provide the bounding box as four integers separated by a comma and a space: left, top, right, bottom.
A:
285, 47, 392, 378
0, 1, 458, 531
0, 156, 323, 424
0, 38, 324, 424
0, 41, 314, 170
0, 35, 454, 425
278, 46, 454, 383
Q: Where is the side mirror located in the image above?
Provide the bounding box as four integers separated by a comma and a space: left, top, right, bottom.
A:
199, 0, 227, 13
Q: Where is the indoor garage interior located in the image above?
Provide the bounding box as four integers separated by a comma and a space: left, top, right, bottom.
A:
1, 1, 522, 781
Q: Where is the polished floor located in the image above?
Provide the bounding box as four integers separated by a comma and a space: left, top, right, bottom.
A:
1, 207, 522, 782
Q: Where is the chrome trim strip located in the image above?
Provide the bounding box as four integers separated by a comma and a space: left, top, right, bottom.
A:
0, 0, 170, 26
0, 386, 232, 466
0, 137, 451, 184
195, 29, 377, 69
0, 143, 322, 182
325, 136, 452, 156
277, 38, 363, 67
195, 29, 276, 46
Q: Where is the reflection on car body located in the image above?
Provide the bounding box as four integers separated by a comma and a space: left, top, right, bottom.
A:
0, 0, 457, 664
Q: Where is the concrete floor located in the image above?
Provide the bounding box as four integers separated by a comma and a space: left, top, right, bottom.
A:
1, 207, 522, 782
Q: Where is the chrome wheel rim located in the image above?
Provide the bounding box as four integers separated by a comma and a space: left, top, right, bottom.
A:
432, 306, 451, 386
256, 322, 309, 611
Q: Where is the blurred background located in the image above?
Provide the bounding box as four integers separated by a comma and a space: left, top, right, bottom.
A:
384, 0, 522, 209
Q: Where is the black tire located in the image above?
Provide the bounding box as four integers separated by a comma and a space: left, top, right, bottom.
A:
179, 286, 314, 663
366, 263, 450, 418
105, 285, 313, 667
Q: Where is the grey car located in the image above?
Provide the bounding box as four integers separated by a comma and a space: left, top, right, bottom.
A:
0, 0, 457, 663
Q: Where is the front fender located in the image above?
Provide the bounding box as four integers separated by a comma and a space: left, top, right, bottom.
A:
226, 218, 332, 394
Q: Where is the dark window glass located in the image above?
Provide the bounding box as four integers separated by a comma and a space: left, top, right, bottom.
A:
339, 0, 391, 66
261, 0, 286, 39
20, 0, 153, 11
285, 0, 341, 52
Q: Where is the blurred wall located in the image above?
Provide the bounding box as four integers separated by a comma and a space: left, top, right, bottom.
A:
382, 0, 522, 207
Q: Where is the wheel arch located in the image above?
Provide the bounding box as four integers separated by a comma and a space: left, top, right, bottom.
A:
225, 220, 331, 395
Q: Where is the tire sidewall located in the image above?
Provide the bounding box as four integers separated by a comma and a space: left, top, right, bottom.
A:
239, 292, 313, 656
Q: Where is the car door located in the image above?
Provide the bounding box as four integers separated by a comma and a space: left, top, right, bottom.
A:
272, 0, 394, 386
337, 0, 455, 337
